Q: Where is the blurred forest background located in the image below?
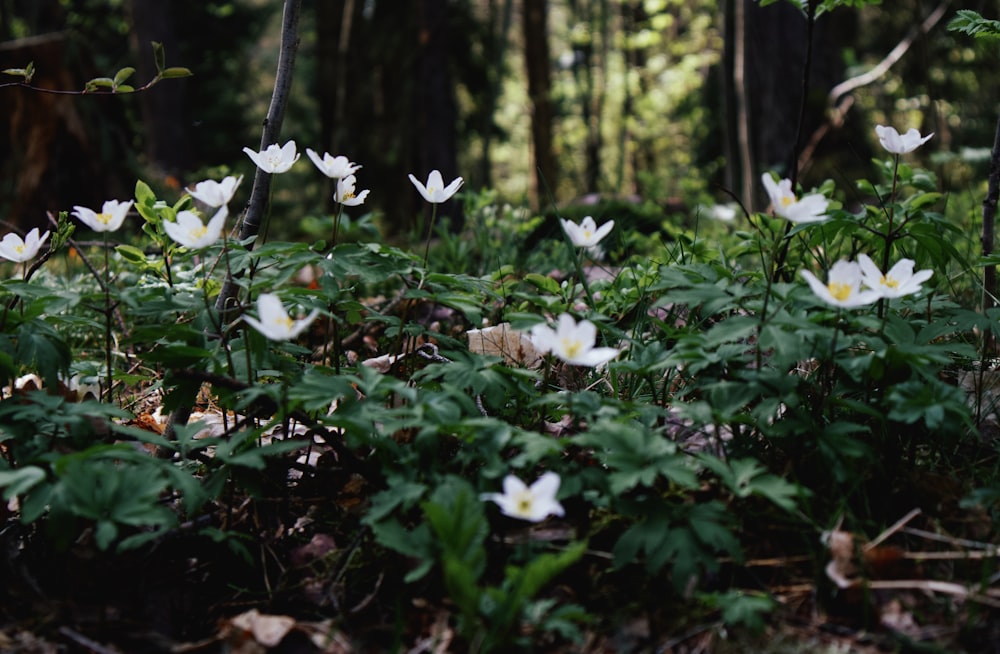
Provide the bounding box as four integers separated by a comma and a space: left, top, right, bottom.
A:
1, 0, 999, 243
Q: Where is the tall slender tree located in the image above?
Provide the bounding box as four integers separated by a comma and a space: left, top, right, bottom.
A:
523, 0, 557, 207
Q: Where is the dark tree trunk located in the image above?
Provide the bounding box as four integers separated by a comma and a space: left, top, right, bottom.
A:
523, 0, 557, 207
414, 0, 462, 230
722, 0, 843, 208
314, 0, 358, 213
479, 0, 514, 190
127, 0, 191, 184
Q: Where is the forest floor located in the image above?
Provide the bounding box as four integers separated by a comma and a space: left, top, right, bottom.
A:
2, 425, 999, 654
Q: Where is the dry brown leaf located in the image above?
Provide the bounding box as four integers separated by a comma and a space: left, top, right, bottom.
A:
229, 609, 296, 648
879, 598, 919, 636
466, 323, 543, 368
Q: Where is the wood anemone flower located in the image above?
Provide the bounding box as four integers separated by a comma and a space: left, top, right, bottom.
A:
306, 149, 361, 179
530, 313, 619, 367
800, 260, 881, 309
163, 207, 228, 250
857, 253, 933, 300
480, 472, 565, 523
560, 215, 614, 248
334, 174, 370, 207
875, 124, 934, 155
243, 141, 300, 174
408, 169, 464, 204
72, 199, 134, 232
243, 293, 320, 341
187, 175, 243, 208
761, 174, 829, 224
0, 227, 50, 263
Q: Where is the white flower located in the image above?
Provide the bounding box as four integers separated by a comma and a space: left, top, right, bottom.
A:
187, 175, 242, 208
875, 125, 933, 155
857, 253, 933, 299
800, 260, 881, 308
243, 141, 300, 174
530, 313, 619, 367
334, 174, 370, 206
560, 215, 614, 248
761, 174, 829, 224
243, 293, 320, 341
0, 227, 49, 263
306, 149, 361, 179
162, 206, 228, 250
72, 199, 134, 232
480, 472, 565, 522
408, 170, 464, 204
708, 204, 737, 223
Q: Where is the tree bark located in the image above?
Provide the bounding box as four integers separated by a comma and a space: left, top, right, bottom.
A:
414, 0, 462, 229
127, 0, 192, 183
523, 0, 557, 206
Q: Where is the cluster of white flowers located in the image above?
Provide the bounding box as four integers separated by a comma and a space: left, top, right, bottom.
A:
0, 122, 942, 528
801, 254, 934, 309
761, 124, 933, 225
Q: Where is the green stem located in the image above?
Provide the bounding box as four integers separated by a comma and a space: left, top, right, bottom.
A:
103, 232, 114, 403
422, 203, 438, 268
875, 154, 902, 320
332, 202, 345, 248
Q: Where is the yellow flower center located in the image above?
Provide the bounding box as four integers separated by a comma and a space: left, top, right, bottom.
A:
192, 225, 207, 239
96, 212, 113, 225
14, 244, 24, 254
560, 337, 583, 360
342, 191, 355, 200
277, 316, 294, 330
780, 196, 795, 208
881, 275, 899, 289
514, 491, 533, 516
828, 282, 852, 302
583, 229, 592, 239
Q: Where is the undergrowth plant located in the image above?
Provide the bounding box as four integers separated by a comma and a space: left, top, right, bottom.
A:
1, 4, 999, 650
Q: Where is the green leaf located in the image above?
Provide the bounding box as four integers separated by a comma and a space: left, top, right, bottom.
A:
577, 421, 700, 494
160, 66, 193, 79
948, 9, 1000, 39
524, 273, 562, 295
0, 466, 47, 498
709, 590, 776, 633
113, 66, 135, 87
85, 77, 114, 91
152, 41, 166, 72
3, 61, 34, 82
698, 455, 804, 512
215, 437, 306, 470
116, 244, 147, 264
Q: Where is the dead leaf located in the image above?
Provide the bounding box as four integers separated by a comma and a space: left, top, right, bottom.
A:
229, 609, 296, 648
466, 323, 543, 367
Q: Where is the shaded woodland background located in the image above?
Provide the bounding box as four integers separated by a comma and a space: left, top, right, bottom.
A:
1, 0, 998, 241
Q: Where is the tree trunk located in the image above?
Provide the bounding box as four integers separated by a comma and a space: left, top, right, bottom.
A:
414, 0, 461, 230
479, 0, 514, 190
127, 0, 191, 184
523, 0, 557, 207
314, 0, 357, 213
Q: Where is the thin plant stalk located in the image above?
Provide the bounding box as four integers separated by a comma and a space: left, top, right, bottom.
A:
102, 231, 114, 403
422, 203, 438, 268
